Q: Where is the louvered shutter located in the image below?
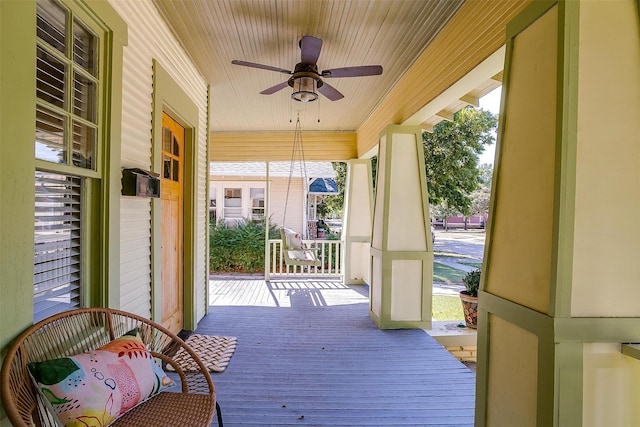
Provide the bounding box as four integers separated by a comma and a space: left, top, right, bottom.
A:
33, 171, 82, 322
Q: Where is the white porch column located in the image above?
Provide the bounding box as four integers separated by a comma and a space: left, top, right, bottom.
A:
342, 159, 374, 285
369, 125, 433, 330
477, 2, 640, 425
264, 161, 270, 281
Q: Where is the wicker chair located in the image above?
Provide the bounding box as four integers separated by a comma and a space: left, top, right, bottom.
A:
1, 308, 222, 427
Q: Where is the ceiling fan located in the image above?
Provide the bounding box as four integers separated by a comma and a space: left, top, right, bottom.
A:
231, 35, 383, 102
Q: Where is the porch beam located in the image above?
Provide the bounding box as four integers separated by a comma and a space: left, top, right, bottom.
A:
210, 131, 357, 162
400, 46, 505, 128
460, 94, 480, 107
356, 0, 532, 156
435, 109, 455, 122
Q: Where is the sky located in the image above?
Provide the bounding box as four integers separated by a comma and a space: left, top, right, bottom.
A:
478, 86, 502, 165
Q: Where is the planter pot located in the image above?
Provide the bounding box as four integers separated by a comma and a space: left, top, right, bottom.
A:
459, 291, 478, 329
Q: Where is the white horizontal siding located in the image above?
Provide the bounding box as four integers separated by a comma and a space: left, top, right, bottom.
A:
110, 0, 209, 323
269, 178, 305, 236
209, 178, 306, 235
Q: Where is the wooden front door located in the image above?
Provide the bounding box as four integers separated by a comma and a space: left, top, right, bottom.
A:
161, 112, 184, 333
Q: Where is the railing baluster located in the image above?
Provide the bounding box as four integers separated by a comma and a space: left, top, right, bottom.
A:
268, 239, 344, 278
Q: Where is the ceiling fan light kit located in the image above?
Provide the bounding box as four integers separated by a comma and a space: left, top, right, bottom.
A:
232, 35, 383, 103
291, 75, 319, 102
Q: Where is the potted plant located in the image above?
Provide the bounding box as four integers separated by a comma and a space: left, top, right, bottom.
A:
460, 269, 480, 329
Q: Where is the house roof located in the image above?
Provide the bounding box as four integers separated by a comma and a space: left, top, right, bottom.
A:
309, 178, 338, 195
209, 161, 336, 179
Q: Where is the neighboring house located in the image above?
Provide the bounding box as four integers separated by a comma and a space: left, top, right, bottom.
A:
433, 214, 487, 229
209, 162, 337, 238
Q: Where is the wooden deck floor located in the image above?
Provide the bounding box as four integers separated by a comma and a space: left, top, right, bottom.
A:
198, 278, 476, 426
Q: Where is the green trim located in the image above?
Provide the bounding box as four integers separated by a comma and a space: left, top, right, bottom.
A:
94, 1, 126, 309
151, 60, 200, 330
555, 317, 640, 343
205, 84, 211, 314
71, 0, 128, 45
550, 0, 579, 318
554, 343, 583, 426
537, 337, 556, 427
475, 296, 558, 427
0, 0, 38, 349
480, 292, 555, 340
183, 121, 198, 330
474, 307, 490, 427
621, 343, 640, 360
506, 0, 557, 39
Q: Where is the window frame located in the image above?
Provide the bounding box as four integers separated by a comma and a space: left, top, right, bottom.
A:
249, 187, 265, 221
223, 187, 243, 218
35, 0, 104, 179
33, 0, 112, 320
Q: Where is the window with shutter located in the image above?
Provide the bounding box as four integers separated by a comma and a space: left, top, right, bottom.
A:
33, 0, 102, 321
34, 172, 82, 322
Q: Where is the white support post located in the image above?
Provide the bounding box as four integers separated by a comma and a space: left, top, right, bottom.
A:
342, 159, 374, 285
264, 161, 270, 281
369, 125, 433, 330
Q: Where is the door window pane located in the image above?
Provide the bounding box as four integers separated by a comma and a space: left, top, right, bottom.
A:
163, 128, 171, 152
163, 155, 171, 179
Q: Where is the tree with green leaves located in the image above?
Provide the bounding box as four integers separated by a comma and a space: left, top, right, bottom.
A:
423, 107, 497, 216
469, 163, 493, 219
318, 107, 497, 222
317, 162, 347, 218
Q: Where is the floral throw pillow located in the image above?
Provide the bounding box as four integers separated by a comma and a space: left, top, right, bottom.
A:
28, 328, 175, 427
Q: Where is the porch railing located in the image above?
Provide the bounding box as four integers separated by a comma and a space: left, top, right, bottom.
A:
268, 239, 343, 277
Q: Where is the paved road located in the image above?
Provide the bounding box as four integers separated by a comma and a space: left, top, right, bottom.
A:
432, 230, 486, 293
434, 229, 486, 260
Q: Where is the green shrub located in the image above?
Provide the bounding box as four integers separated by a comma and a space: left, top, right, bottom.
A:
209, 219, 279, 273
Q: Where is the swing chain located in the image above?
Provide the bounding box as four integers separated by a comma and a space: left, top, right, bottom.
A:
282, 114, 310, 239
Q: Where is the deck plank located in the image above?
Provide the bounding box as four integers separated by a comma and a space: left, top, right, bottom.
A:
199, 279, 475, 426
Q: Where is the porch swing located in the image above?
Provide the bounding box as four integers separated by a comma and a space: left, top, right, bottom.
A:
280, 115, 322, 267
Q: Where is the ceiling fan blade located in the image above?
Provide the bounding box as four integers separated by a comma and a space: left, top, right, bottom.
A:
260, 81, 290, 95
321, 65, 383, 78
231, 60, 291, 75
300, 35, 323, 65
317, 82, 344, 101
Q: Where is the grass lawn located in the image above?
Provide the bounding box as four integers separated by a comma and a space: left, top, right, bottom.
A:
433, 261, 467, 284
432, 294, 464, 321
460, 261, 482, 269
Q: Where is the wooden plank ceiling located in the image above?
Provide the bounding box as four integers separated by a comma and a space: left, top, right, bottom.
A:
152, 0, 465, 133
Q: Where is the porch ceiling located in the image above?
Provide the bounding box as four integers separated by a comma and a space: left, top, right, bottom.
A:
152, 0, 465, 133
